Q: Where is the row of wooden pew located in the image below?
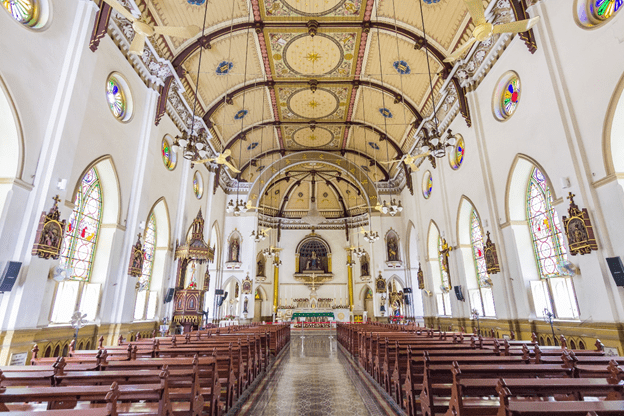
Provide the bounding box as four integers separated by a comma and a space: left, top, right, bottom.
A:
337, 322, 624, 415
0, 323, 289, 415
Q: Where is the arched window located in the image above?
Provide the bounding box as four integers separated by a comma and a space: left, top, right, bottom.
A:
134, 213, 157, 320
576, 0, 622, 28
469, 209, 496, 317
52, 168, 103, 323
2, 0, 49, 29
60, 168, 102, 281
527, 167, 580, 319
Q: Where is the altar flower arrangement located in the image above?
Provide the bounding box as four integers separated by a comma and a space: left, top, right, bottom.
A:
224, 315, 236, 321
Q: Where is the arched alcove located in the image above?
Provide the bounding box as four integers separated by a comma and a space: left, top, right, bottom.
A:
603, 71, 624, 175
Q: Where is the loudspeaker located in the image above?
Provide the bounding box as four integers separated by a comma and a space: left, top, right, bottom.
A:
0, 262, 21, 292
403, 287, 413, 294
404, 294, 411, 305
215, 289, 224, 296
606, 257, 624, 287
217, 292, 229, 307
454, 285, 465, 302
164, 288, 175, 303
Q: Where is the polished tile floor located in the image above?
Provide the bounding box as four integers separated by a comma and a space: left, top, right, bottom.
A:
243, 331, 388, 416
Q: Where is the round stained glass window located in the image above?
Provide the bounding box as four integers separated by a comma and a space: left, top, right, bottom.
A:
449, 136, 465, 170
576, 0, 621, 27
162, 136, 177, 171
105, 73, 133, 122
193, 171, 204, 199
2, 0, 48, 28
493, 71, 521, 121
422, 170, 433, 199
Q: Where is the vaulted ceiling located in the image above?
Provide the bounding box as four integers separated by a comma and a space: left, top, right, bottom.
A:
99, 0, 527, 219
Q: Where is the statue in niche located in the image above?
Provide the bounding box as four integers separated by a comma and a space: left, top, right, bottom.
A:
257, 257, 265, 277
243, 297, 249, 314
228, 238, 240, 262
306, 251, 321, 270
387, 235, 399, 262
235, 282, 240, 299
361, 256, 370, 277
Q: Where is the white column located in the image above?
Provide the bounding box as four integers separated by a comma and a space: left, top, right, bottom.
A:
0, 0, 98, 330
104, 87, 159, 324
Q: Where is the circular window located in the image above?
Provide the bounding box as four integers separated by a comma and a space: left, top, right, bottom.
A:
2, 0, 49, 29
105, 73, 133, 122
575, 0, 622, 27
162, 135, 177, 171
449, 135, 465, 170
422, 170, 432, 199
193, 171, 204, 199
493, 71, 521, 121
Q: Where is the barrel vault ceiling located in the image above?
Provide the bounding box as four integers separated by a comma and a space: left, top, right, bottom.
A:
97, 0, 534, 217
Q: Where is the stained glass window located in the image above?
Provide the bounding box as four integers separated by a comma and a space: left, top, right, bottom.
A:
501, 77, 520, 118
449, 136, 465, 170
586, 0, 624, 23
139, 213, 156, 290
193, 171, 204, 199
422, 171, 433, 199
526, 167, 567, 278
470, 210, 489, 287
60, 168, 103, 281
162, 136, 177, 171
106, 75, 129, 121
2, 0, 39, 27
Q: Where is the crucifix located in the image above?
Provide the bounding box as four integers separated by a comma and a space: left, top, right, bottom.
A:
308, 273, 320, 308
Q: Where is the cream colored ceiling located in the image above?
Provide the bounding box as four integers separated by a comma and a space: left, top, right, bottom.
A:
140, 0, 481, 217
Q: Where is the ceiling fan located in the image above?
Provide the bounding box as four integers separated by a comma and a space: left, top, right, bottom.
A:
445, 0, 540, 62
380, 153, 430, 172
363, 202, 384, 213
194, 149, 241, 173
102, 0, 200, 55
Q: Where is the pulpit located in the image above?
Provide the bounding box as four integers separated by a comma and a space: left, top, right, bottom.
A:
173, 289, 204, 333
171, 209, 214, 332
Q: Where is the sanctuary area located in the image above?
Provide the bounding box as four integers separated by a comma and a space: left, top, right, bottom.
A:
1, 0, 624, 414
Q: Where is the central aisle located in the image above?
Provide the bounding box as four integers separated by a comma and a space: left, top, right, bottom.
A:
240, 331, 390, 416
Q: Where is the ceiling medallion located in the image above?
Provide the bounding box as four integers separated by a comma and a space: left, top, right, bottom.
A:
368, 142, 380, 150
286, 88, 340, 119
379, 108, 393, 118
234, 109, 248, 120
216, 61, 233, 75
393, 60, 411, 75
282, 33, 343, 77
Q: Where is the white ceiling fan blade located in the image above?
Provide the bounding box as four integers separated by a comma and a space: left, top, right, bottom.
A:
410, 152, 430, 160
194, 158, 216, 164
222, 149, 232, 157
492, 16, 540, 34
102, 0, 137, 22
379, 160, 400, 165
444, 37, 477, 63
463, 0, 487, 25
224, 161, 241, 173
129, 32, 146, 55
153, 25, 201, 39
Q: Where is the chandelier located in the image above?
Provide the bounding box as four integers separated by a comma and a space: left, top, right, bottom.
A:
226, 198, 248, 216
363, 230, 380, 243
251, 227, 269, 243
380, 199, 403, 216
419, 128, 458, 160
301, 174, 326, 226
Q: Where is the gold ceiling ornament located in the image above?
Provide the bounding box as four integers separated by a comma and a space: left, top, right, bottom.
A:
562, 192, 598, 256
32, 195, 66, 260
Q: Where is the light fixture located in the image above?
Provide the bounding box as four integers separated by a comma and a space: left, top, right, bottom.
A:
226, 198, 248, 215
171, 1, 213, 167
363, 229, 380, 243
301, 173, 326, 226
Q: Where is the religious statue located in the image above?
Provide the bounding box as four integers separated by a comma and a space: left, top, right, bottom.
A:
186, 262, 197, 289
417, 263, 425, 290
361, 255, 370, 277
562, 192, 598, 255
128, 234, 144, 278
387, 235, 399, 262
306, 251, 321, 270
243, 297, 249, 314
439, 238, 453, 287
32, 195, 66, 260
204, 269, 210, 291
229, 238, 240, 263
235, 282, 239, 299
484, 232, 501, 275
257, 257, 265, 277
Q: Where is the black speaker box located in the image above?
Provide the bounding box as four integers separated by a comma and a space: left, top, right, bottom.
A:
0, 262, 21, 292
606, 257, 624, 287
164, 288, 175, 303
454, 285, 465, 301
